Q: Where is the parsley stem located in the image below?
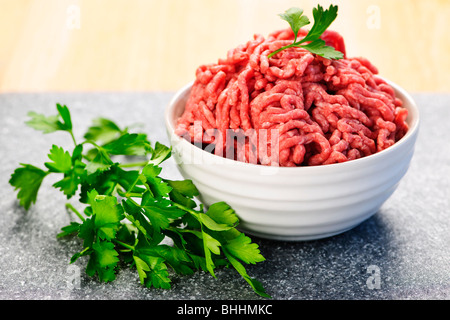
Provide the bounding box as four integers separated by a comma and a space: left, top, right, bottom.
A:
117, 188, 142, 198
69, 130, 77, 146
172, 201, 199, 217
125, 175, 141, 197
126, 197, 141, 208
113, 239, 135, 251
118, 161, 149, 168
81, 139, 101, 149
268, 43, 293, 58
65, 203, 85, 222
267, 41, 305, 58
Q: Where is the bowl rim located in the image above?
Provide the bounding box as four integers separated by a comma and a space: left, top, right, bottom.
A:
165, 78, 420, 172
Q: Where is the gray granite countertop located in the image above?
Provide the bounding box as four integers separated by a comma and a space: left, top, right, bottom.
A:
0, 92, 449, 300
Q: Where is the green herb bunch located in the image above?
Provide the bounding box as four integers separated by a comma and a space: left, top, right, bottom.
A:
9, 103, 270, 298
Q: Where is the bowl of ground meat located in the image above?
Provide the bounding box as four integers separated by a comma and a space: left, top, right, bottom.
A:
165, 28, 420, 241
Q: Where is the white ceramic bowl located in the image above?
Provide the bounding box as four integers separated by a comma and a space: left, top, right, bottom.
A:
165, 80, 420, 241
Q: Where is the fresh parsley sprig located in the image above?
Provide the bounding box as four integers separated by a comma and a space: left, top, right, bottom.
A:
9, 103, 270, 298
268, 4, 344, 60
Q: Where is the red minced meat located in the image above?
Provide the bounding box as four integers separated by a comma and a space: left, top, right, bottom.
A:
175, 28, 409, 167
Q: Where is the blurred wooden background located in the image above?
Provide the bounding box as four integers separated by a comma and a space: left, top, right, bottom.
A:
0, 0, 449, 93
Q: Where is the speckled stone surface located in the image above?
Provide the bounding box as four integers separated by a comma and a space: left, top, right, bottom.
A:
0, 92, 449, 300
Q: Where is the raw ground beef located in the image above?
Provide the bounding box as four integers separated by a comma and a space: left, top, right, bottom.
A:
175, 28, 409, 167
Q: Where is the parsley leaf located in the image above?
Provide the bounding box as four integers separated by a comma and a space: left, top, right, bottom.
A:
142, 199, 186, 234
26, 103, 76, 144
9, 164, 48, 210
148, 142, 172, 166
301, 38, 345, 59
137, 244, 195, 275
102, 133, 152, 156
85, 148, 114, 175
224, 250, 270, 298
134, 255, 152, 285
52, 160, 85, 198
88, 240, 120, 282
45, 145, 72, 173
134, 255, 171, 289
301, 4, 338, 43
83, 118, 124, 144
202, 231, 222, 276
57, 221, 81, 238
25, 112, 61, 134
224, 233, 265, 265
278, 7, 310, 43
268, 4, 344, 60
55, 103, 73, 131
205, 202, 239, 228
167, 180, 199, 209
91, 195, 124, 241
142, 164, 173, 199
